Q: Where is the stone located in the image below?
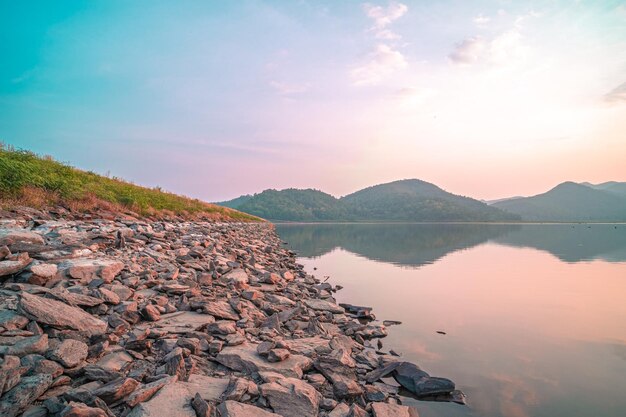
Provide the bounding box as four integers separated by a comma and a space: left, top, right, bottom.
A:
315, 356, 363, 398
18, 292, 107, 336
93, 377, 140, 404
217, 401, 281, 417
141, 304, 161, 321
48, 339, 89, 368
0, 229, 44, 246
191, 392, 211, 417
0, 355, 24, 394
0, 254, 31, 276
216, 343, 313, 378
125, 375, 176, 407
0, 310, 29, 330
60, 258, 124, 283
207, 320, 238, 335
220, 269, 249, 289
59, 402, 108, 417
96, 288, 121, 304
22, 354, 63, 378
96, 350, 134, 372
393, 362, 454, 397
328, 403, 350, 417
0, 374, 54, 417
0, 334, 48, 357
202, 300, 240, 321
267, 348, 290, 363
260, 377, 321, 417
155, 312, 215, 334
30, 263, 58, 278
304, 299, 345, 314
371, 403, 419, 417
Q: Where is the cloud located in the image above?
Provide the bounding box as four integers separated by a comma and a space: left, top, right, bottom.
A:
605, 82, 626, 103
363, 1, 408, 29
448, 36, 486, 65
270, 80, 310, 95
449, 30, 528, 67
351, 43, 407, 86
474, 14, 491, 26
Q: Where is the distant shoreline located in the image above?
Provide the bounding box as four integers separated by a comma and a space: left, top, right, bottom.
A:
272, 221, 626, 225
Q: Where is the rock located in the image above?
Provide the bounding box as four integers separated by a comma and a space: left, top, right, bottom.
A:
315, 356, 363, 398
0, 374, 54, 417
0, 355, 24, 394
207, 320, 237, 335
328, 403, 350, 417
60, 402, 108, 417
260, 377, 321, 417
96, 288, 121, 304
191, 392, 211, 417
393, 362, 454, 397
18, 292, 107, 336
220, 269, 249, 289
217, 401, 281, 417
0, 334, 48, 357
155, 312, 216, 334
304, 299, 345, 314
93, 377, 140, 404
202, 300, 240, 321
96, 350, 134, 372
141, 305, 161, 321
21, 354, 63, 378
267, 348, 290, 363
60, 258, 124, 283
216, 343, 312, 378
0, 254, 31, 276
48, 339, 88, 368
0, 229, 44, 246
126, 375, 176, 407
30, 263, 58, 278
371, 403, 419, 417
0, 310, 29, 331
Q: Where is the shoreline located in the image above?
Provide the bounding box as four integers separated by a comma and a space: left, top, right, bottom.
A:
0, 208, 463, 417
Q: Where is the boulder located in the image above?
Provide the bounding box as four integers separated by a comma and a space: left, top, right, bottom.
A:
260, 377, 321, 417
59, 258, 124, 283
18, 292, 107, 336
93, 377, 140, 404
220, 269, 249, 289
304, 299, 345, 314
371, 403, 419, 417
0, 229, 44, 246
0, 334, 48, 357
216, 343, 312, 378
48, 339, 88, 368
0, 254, 31, 277
0, 374, 53, 417
217, 401, 281, 417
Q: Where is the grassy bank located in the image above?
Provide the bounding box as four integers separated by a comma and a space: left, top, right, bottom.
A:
0, 145, 260, 221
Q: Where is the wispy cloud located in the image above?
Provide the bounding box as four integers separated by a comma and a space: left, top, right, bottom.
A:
351, 43, 407, 86
449, 30, 528, 67
448, 36, 486, 65
473, 14, 491, 27
353, 2, 408, 86
363, 1, 408, 31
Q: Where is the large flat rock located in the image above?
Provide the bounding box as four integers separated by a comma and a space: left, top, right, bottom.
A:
218, 401, 281, 417
152, 311, 216, 334
0, 229, 44, 247
59, 258, 124, 283
18, 292, 107, 336
216, 343, 312, 378
127, 374, 228, 417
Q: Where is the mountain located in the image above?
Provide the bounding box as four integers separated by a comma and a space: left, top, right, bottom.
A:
492, 182, 626, 222
341, 179, 519, 221
218, 179, 520, 222
218, 188, 348, 221
581, 181, 626, 198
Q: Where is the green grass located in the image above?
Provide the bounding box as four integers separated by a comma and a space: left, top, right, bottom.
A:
0, 145, 260, 221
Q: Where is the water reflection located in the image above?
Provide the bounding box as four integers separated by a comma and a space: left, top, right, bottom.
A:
276, 223, 626, 266
275, 223, 626, 417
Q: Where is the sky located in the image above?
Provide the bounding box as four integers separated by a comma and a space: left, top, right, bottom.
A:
1, 0, 625, 201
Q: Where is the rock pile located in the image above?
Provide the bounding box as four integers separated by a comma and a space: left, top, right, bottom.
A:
0, 210, 464, 417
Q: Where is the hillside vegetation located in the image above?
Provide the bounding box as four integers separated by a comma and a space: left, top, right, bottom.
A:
219, 179, 520, 222
0, 146, 259, 221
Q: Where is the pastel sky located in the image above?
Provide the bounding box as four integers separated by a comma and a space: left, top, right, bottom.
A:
1, 0, 625, 201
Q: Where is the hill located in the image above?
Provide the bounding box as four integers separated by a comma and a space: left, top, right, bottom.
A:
219, 179, 520, 222
492, 182, 626, 222
342, 179, 519, 221
581, 181, 626, 198
0, 146, 259, 221
219, 188, 348, 221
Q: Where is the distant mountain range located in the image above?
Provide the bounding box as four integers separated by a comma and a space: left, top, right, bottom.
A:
491, 181, 626, 222
218, 179, 626, 222
218, 179, 518, 222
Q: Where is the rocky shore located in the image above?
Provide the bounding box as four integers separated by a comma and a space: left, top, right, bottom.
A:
0, 208, 463, 417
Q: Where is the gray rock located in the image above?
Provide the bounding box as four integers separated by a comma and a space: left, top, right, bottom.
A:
216, 343, 312, 378
260, 377, 321, 417
371, 402, 419, 417
126, 375, 176, 407
60, 258, 124, 283
0, 334, 48, 357
304, 299, 345, 314
93, 377, 140, 404
48, 339, 88, 368
18, 292, 107, 336
191, 392, 211, 417
267, 348, 290, 363
0, 374, 54, 417
0, 310, 29, 331
0, 229, 44, 246
217, 401, 281, 417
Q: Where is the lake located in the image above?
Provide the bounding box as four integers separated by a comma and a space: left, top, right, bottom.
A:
275, 223, 626, 417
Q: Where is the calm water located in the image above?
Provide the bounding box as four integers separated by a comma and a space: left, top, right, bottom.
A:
275, 223, 626, 417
